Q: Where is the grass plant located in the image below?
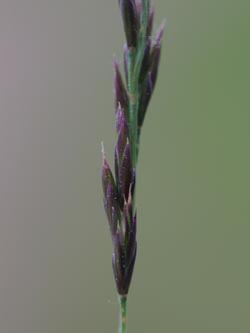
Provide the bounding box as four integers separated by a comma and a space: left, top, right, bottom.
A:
102, 1, 164, 331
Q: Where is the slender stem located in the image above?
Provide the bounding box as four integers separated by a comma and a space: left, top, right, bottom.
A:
119, 295, 128, 333
127, 0, 149, 169
126, 1, 149, 215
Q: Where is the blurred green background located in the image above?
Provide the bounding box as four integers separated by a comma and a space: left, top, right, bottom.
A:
0, 0, 249, 332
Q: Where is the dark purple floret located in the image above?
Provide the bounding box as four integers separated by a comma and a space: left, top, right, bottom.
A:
150, 24, 165, 87
114, 58, 128, 118
146, 6, 154, 36
102, 157, 120, 239
118, 141, 133, 208
139, 37, 151, 84
150, 44, 161, 89
116, 111, 128, 160
112, 230, 125, 284
122, 244, 136, 293
154, 21, 165, 45
112, 219, 137, 295
102, 156, 117, 197
138, 72, 153, 127
119, 0, 138, 48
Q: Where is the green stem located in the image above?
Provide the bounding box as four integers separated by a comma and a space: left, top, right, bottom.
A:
127, 0, 149, 169
126, 1, 148, 214
119, 295, 127, 333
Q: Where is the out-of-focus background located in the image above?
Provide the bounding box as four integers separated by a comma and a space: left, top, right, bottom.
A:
0, 0, 249, 332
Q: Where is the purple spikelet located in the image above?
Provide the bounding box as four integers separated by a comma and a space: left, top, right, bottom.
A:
138, 13, 165, 129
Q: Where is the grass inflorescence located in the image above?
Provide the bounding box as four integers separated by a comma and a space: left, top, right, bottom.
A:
102, 1, 164, 332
